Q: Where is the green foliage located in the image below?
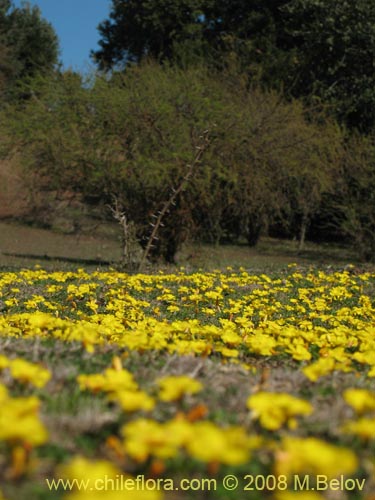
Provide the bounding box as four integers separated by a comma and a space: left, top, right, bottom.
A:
0, 0, 59, 100
282, 0, 375, 131
202, 0, 292, 83
93, 0, 375, 131
92, 0, 292, 79
88, 0, 375, 258
5, 63, 344, 263
7, 64, 235, 260
93, 0, 211, 68
334, 133, 375, 261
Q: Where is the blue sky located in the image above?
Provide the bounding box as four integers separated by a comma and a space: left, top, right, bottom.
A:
13, 0, 112, 71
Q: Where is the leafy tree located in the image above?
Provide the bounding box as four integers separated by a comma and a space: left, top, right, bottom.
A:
202, 0, 292, 80
5, 65, 223, 262
93, 0, 293, 79
208, 0, 375, 130
5, 62, 343, 263
207, 89, 342, 248
93, 0, 375, 131
92, 0, 211, 69
0, 42, 12, 94
0, 0, 11, 25
281, 0, 375, 130
0, 0, 59, 98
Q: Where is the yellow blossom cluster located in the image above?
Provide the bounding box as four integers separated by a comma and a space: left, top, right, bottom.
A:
1, 265, 375, 498
0, 355, 51, 388
58, 456, 162, 500
247, 392, 313, 430
0, 383, 48, 446
274, 436, 358, 478
157, 375, 203, 402
340, 388, 375, 440
77, 363, 155, 412
1, 266, 375, 377
121, 416, 254, 465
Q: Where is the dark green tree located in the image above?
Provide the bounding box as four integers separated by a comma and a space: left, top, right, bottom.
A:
92, 0, 211, 69
203, 0, 292, 79
93, 0, 375, 130
92, 0, 292, 76
0, 0, 59, 98
0, 0, 11, 24
332, 133, 375, 261
281, 0, 375, 130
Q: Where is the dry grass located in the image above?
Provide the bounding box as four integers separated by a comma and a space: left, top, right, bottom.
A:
0, 220, 359, 273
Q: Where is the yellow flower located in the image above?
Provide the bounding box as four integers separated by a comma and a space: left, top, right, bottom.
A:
275, 437, 358, 478
275, 493, 325, 500
86, 298, 99, 313
0, 395, 48, 446
58, 455, 120, 483
343, 388, 375, 414
59, 456, 162, 500
9, 358, 51, 388
186, 422, 251, 465
166, 305, 180, 313
110, 390, 155, 412
341, 418, 375, 439
76, 373, 108, 393
246, 334, 277, 356
4, 298, 18, 307
302, 358, 336, 382
221, 329, 242, 345
0, 383, 8, 401
217, 346, 239, 357
157, 375, 203, 402
247, 392, 312, 430
0, 355, 10, 370
286, 344, 312, 361
122, 418, 188, 462
201, 307, 215, 316
77, 368, 138, 394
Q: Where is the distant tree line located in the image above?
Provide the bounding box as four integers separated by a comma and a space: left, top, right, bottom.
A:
2, 0, 375, 265
93, 0, 375, 132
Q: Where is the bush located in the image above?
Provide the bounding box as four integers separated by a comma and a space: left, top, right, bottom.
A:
4, 62, 343, 263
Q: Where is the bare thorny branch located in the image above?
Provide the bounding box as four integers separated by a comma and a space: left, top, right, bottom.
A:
138, 129, 212, 271
107, 195, 132, 264
108, 129, 212, 271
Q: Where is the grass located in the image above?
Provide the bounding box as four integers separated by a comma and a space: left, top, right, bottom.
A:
0, 220, 360, 273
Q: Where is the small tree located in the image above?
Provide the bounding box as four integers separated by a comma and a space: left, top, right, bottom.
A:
209, 87, 342, 248
5, 64, 224, 264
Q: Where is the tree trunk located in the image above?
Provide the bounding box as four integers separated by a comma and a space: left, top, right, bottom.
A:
298, 211, 309, 252
247, 216, 262, 247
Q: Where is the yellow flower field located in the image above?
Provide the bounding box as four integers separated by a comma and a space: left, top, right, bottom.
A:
0, 264, 375, 499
